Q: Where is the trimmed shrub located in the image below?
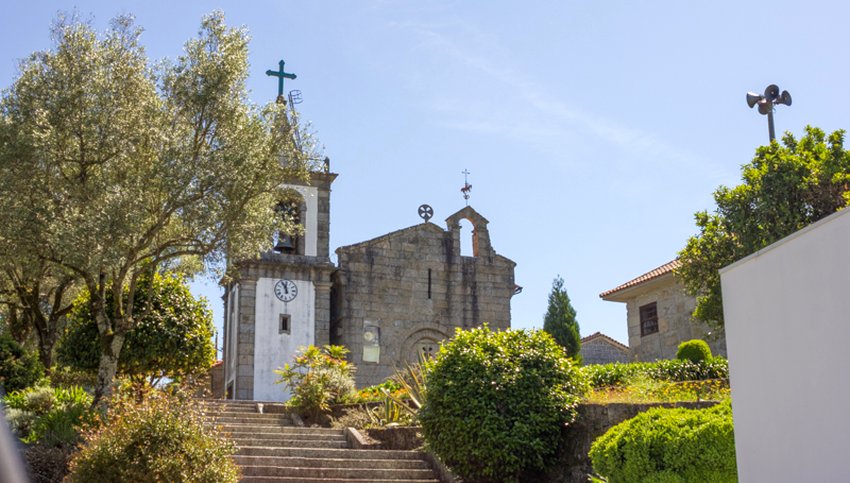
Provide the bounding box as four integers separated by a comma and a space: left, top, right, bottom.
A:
3, 385, 93, 446
589, 400, 737, 483
582, 358, 728, 388
67, 385, 238, 483
274, 345, 356, 418
676, 339, 712, 363
419, 326, 588, 482
0, 333, 44, 393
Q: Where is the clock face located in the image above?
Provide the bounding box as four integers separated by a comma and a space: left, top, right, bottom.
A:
274, 279, 298, 302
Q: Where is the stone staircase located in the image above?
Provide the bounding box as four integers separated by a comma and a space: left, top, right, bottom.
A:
202, 400, 442, 483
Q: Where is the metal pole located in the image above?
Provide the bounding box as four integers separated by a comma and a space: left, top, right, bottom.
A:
767, 109, 776, 142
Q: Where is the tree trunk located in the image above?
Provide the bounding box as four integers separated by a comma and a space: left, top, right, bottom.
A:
92, 332, 126, 410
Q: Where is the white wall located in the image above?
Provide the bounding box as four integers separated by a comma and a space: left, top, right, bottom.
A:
720, 208, 850, 483
282, 183, 318, 256
253, 277, 315, 401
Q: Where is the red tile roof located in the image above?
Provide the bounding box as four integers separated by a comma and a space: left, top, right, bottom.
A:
580, 331, 629, 351
599, 259, 680, 298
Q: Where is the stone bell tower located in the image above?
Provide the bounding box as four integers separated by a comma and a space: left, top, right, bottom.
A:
221, 171, 336, 401
221, 58, 338, 401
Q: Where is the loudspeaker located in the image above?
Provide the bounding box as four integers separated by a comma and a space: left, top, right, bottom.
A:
746, 92, 761, 108
777, 90, 792, 106
757, 101, 772, 115
764, 84, 780, 101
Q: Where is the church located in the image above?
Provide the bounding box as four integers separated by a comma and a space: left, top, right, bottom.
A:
220, 166, 518, 401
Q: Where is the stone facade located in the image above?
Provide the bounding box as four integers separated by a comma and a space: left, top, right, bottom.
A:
600, 260, 726, 361
332, 206, 516, 387
579, 332, 630, 365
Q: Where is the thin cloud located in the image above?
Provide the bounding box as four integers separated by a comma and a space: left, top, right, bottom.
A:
396, 20, 726, 178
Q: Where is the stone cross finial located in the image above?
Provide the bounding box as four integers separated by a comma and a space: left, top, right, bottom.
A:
266, 59, 297, 100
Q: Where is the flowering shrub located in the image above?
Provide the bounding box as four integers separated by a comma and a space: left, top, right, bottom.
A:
67, 385, 238, 483
350, 379, 404, 403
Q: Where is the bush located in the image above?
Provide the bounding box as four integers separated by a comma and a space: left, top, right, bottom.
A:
589, 400, 737, 483
582, 358, 728, 388
676, 339, 712, 363
67, 385, 238, 483
0, 333, 44, 393
3, 385, 94, 446
419, 326, 588, 482
274, 345, 356, 418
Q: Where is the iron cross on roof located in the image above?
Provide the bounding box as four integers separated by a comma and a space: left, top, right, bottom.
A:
266, 59, 297, 99
461, 169, 472, 205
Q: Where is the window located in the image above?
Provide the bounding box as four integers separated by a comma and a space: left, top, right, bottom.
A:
639, 302, 658, 336
279, 314, 291, 334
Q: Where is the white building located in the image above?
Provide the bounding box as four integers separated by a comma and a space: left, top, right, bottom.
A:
720, 207, 850, 483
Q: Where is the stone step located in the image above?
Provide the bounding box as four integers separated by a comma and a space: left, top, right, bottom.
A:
233, 438, 350, 449
210, 416, 294, 425
239, 478, 440, 483
226, 431, 347, 442
234, 455, 430, 471
218, 425, 340, 435
237, 446, 427, 461
240, 465, 439, 480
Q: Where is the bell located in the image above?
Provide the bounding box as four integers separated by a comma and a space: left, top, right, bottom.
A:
274, 234, 295, 253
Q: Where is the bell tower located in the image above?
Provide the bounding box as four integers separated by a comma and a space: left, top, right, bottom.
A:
222, 170, 336, 401
221, 58, 337, 400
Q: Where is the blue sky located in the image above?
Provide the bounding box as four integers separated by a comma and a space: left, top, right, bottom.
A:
3, 1, 849, 351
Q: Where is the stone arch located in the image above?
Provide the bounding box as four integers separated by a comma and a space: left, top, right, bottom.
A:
275, 189, 308, 255
400, 324, 451, 363
445, 206, 493, 258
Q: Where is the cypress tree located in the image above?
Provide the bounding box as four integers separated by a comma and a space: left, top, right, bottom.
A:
542, 276, 581, 359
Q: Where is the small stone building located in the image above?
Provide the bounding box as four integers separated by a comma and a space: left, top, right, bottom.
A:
221, 167, 518, 399
579, 332, 630, 365
599, 260, 726, 361
332, 205, 517, 387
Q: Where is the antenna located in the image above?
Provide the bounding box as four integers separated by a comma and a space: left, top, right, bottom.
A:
287, 90, 304, 151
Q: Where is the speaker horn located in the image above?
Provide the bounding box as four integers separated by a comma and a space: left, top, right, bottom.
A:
746, 92, 761, 108
764, 84, 780, 101
757, 100, 772, 115
777, 90, 792, 106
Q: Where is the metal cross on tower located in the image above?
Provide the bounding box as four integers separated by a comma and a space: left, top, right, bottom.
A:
266, 59, 297, 101
460, 169, 472, 205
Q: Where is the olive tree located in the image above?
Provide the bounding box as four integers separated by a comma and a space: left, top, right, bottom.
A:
0, 12, 314, 405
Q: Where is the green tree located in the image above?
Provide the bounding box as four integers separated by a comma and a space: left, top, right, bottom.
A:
542, 275, 581, 359
677, 126, 850, 329
57, 273, 215, 386
0, 12, 315, 405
